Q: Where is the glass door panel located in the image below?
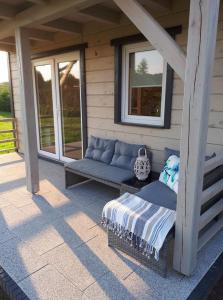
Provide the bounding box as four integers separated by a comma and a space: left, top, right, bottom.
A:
58, 60, 82, 160
34, 64, 56, 155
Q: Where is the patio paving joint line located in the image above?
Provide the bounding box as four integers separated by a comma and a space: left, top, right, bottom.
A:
82, 270, 111, 293
17, 263, 49, 284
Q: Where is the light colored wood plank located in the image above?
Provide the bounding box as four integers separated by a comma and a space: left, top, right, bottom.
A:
113, 0, 186, 80
198, 213, 223, 251
15, 27, 39, 193
201, 179, 223, 206
0, 0, 103, 39
86, 82, 114, 95
86, 56, 114, 71
27, 28, 55, 41
0, 3, 18, 20
199, 198, 223, 230
87, 95, 114, 107
86, 69, 114, 83
85, 45, 114, 59
174, 0, 220, 276
80, 4, 121, 24
204, 153, 223, 174
42, 19, 82, 34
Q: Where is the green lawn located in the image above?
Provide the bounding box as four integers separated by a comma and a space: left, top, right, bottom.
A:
39, 116, 81, 148
0, 111, 15, 155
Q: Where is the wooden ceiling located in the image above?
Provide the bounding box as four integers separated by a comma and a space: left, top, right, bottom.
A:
0, 0, 175, 51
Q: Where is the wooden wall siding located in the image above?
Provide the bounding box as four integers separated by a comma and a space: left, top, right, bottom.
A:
9, 2, 223, 171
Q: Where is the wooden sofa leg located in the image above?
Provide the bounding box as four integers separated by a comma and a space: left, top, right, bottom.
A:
65, 170, 88, 189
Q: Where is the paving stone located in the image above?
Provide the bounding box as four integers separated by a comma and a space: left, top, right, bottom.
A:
0, 205, 29, 230
18, 195, 62, 222
1, 153, 223, 300
82, 271, 158, 300
0, 228, 15, 244
43, 237, 109, 291
0, 237, 47, 282
81, 233, 140, 279
19, 265, 82, 300
13, 219, 65, 256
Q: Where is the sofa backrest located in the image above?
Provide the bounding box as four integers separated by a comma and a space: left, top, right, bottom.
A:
110, 140, 146, 171
85, 136, 116, 164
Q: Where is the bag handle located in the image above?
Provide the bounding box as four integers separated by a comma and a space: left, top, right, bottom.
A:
138, 147, 147, 158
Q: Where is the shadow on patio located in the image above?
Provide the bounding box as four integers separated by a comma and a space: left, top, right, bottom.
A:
0, 153, 223, 300
0, 153, 148, 300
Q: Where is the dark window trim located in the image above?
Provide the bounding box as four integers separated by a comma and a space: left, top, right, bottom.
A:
31, 43, 88, 60
31, 43, 88, 156
111, 26, 182, 129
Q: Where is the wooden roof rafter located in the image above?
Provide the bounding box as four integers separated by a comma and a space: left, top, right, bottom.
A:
0, 0, 104, 40
41, 18, 82, 34
79, 4, 121, 24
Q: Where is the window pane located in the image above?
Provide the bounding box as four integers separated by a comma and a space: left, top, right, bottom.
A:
128, 50, 163, 117
58, 60, 82, 160
34, 65, 56, 154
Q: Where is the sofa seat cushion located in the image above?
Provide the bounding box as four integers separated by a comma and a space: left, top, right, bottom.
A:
66, 159, 134, 185
136, 181, 177, 210
85, 136, 116, 164
111, 140, 145, 171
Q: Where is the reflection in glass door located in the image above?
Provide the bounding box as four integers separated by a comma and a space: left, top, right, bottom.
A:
33, 52, 83, 162
34, 64, 57, 157
57, 60, 82, 160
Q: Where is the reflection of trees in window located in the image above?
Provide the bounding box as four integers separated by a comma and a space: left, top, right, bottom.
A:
136, 58, 148, 75
35, 70, 53, 118
129, 53, 163, 117
59, 61, 80, 118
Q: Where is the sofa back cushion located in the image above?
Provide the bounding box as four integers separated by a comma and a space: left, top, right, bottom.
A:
110, 140, 145, 171
85, 136, 116, 164
164, 147, 216, 161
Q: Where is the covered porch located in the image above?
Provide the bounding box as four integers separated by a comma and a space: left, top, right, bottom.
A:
0, 152, 222, 299
0, 0, 222, 298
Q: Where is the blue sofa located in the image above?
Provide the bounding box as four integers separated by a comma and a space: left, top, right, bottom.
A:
65, 136, 147, 189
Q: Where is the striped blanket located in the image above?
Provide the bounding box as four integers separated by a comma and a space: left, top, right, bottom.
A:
102, 193, 176, 260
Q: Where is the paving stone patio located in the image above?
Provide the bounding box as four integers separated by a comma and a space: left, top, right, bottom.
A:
0, 153, 223, 300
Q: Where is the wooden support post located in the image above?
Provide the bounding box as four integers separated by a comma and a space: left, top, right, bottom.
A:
15, 27, 39, 193
173, 0, 220, 276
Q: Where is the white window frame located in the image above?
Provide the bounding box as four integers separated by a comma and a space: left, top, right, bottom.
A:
121, 41, 167, 127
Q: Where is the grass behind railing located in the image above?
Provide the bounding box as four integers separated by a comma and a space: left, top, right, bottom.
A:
0, 111, 15, 154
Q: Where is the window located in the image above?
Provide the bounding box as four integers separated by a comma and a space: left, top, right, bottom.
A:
122, 42, 167, 126
111, 29, 181, 128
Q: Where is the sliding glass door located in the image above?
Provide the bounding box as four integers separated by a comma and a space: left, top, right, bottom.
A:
33, 52, 83, 162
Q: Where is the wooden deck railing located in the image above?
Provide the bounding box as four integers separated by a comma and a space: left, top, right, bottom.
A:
198, 154, 223, 251
0, 118, 18, 153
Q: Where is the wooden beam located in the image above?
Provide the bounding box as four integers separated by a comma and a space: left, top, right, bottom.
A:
0, 0, 103, 39
80, 4, 121, 24
0, 3, 18, 20
204, 153, 223, 174
113, 0, 185, 81
15, 28, 39, 193
42, 18, 82, 34
144, 0, 172, 11
0, 43, 15, 52
27, 0, 46, 4
0, 37, 15, 45
199, 198, 223, 230
173, 0, 220, 276
27, 28, 55, 41
201, 179, 223, 205
198, 213, 223, 251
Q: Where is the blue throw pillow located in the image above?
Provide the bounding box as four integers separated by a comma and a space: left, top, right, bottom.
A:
110, 140, 146, 171
85, 136, 116, 164
159, 155, 180, 194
